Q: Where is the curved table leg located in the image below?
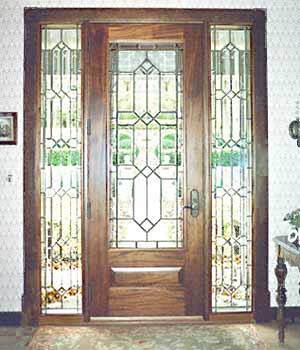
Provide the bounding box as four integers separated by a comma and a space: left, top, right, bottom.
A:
275, 256, 287, 343
299, 267, 300, 297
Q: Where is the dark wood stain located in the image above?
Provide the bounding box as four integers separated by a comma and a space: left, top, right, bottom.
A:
183, 24, 205, 316
108, 249, 184, 267
81, 21, 89, 322
111, 267, 183, 286
108, 287, 185, 316
251, 11, 271, 322
85, 24, 110, 316
109, 24, 184, 42
23, 16, 41, 326
23, 8, 268, 325
202, 22, 212, 321
25, 8, 263, 25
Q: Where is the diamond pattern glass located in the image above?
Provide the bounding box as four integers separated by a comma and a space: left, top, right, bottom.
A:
40, 26, 82, 314
109, 44, 184, 249
211, 26, 252, 312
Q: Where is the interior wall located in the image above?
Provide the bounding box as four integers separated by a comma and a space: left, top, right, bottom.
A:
0, 0, 299, 312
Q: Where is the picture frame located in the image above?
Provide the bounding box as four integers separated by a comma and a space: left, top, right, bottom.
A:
0, 112, 17, 145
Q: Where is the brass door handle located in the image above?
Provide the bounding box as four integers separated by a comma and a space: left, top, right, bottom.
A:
183, 189, 199, 217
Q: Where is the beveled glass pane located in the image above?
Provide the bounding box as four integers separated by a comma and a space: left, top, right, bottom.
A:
211, 26, 252, 312
109, 43, 184, 249
41, 26, 82, 314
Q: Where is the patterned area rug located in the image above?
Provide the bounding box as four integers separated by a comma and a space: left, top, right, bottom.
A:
28, 324, 267, 350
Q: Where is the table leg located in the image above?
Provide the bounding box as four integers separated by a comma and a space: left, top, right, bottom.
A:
275, 256, 287, 343
298, 267, 300, 297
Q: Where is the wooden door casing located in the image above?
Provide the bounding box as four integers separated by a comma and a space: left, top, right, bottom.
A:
23, 8, 268, 326
85, 23, 206, 317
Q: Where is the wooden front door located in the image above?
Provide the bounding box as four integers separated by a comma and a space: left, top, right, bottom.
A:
85, 23, 207, 317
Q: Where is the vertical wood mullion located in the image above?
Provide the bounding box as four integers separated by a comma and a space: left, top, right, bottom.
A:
23, 16, 41, 326
202, 21, 212, 320
81, 21, 88, 321
184, 24, 205, 315
85, 24, 109, 316
251, 11, 270, 322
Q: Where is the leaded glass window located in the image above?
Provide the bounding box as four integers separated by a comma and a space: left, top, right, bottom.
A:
211, 26, 252, 312
109, 44, 184, 248
40, 26, 82, 314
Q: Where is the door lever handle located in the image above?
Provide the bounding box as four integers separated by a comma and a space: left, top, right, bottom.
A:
183, 189, 199, 217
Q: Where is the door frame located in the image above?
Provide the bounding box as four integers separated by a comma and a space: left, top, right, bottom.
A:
23, 8, 269, 326
85, 23, 206, 318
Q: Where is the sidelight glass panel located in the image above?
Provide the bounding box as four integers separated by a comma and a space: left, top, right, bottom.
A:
40, 26, 82, 314
211, 26, 252, 312
109, 44, 184, 248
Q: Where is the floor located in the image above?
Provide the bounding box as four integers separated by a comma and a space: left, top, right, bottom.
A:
0, 320, 299, 350
255, 320, 300, 349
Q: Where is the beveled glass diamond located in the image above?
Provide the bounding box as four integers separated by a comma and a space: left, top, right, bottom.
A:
141, 166, 153, 177
226, 42, 235, 51
56, 139, 68, 148
141, 113, 153, 125
140, 219, 154, 232
141, 60, 153, 71
226, 139, 237, 148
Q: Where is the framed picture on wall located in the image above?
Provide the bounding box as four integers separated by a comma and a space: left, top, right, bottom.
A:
0, 112, 17, 145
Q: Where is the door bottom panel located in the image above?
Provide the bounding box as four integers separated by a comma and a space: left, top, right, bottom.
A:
108, 287, 185, 316
111, 267, 183, 287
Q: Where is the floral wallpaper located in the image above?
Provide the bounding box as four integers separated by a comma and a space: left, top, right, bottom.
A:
0, 0, 300, 311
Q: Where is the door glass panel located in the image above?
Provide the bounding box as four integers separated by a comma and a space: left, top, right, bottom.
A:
109, 44, 184, 248
40, 26, 82, 314
211, 26, 252, 312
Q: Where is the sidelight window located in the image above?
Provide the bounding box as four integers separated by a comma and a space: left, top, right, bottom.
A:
40, 26, 82, 314
211, 26, 252, 312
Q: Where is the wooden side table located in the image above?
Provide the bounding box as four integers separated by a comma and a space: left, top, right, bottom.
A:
274, 235, 300, 343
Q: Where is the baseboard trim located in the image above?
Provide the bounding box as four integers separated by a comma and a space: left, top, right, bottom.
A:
270, 307, 300, 321
38, 315, 85, 326
0, 312, 22, 326
5, 308, 299, 326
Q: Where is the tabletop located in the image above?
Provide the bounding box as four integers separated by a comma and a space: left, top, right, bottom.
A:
274, 235, 300, 266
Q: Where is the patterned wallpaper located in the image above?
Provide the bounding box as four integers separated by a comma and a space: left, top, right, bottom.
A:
0, 0, 299, 311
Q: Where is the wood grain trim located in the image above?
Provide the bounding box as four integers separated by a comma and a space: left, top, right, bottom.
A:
23, 16, 41, 326
24, 8, 263, 25
108, 24, 184, 42
202, 22, 212, 321
111, 267, 183, 286
183, 24, 205, 316
85, 24, 110, 316
108, 249, 185, 267
39, 315, 85, 325
209, 312, 253, 323
81, 22, 88, 322
108, 287, 185, 316
251, 11, 270, 322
